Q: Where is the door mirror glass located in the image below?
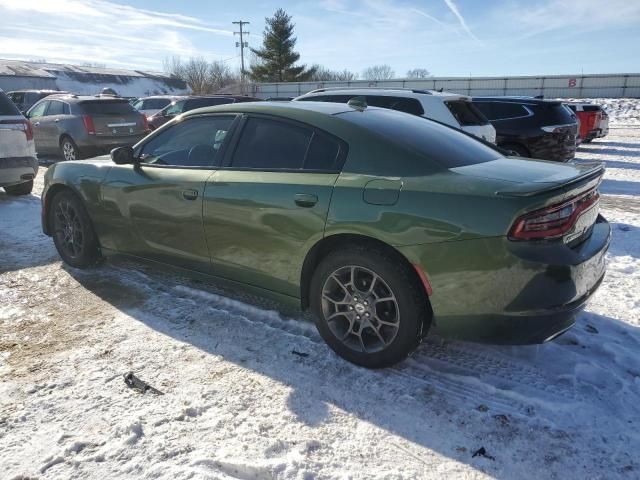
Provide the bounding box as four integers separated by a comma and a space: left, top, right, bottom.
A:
111, 146, 135, 165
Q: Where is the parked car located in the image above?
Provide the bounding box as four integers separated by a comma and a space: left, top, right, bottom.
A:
0, 89, 38, 195
295, 88, 496, 143
131, 96, 180, 117
7, 89, 69, 114
147, 95, 262, 130
265, 96, 294, 101
26, 94, 149, 161
472, 97, 578, 161
566, 103, 607, 143
42, 101, 610, 368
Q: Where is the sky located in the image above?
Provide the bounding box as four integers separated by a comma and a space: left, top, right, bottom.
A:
0, 0, 638, 77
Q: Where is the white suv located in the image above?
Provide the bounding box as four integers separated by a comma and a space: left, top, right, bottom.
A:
0, 89, 38, 195
294, 88, 496, 143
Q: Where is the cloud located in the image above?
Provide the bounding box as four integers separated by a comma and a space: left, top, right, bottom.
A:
442, 0, 479, 41
0, 0, 234, 70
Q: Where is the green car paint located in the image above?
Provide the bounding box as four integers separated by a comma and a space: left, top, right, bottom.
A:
42, 101, 610, 345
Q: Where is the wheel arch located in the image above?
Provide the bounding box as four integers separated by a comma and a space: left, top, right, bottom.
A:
300, 233, 433, 329
42, 182, 84, 236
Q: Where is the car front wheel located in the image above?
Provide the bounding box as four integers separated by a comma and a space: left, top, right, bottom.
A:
50, 190, 102, 268
310, 246, 429, 368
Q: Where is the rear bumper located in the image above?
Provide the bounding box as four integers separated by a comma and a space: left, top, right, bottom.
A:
0, 156, 38, 186
77, 134, 146, 152
398, 216, 611, 344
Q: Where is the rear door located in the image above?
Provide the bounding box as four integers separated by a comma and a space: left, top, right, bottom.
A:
203, 115, 346, 297
99, 114, 238, 272
79, 100, 145, 138
38, 100, 69, 149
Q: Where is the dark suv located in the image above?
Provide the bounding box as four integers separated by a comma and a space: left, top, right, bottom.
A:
7, 90, 69, 114
148, 95, 261, 130
472, 97, 578, 161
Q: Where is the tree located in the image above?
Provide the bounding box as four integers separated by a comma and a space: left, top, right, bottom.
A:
405, 68, 431, 79
163, 56, 235, 94
361, 64, 395, 81
249, 9, 315, 82
309, 65, 359, 82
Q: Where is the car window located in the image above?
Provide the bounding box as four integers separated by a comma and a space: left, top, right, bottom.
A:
339, 108, 501, 168
445, 100, 488, 126
139, 115, 235, 167
164, 100, 186, 116
46, 100, 68, 116
304, 132, 346, 170
0, 91, 21, 115
132, 99, 144, 110
143, 98, 172, 110
79, 101, 137, 115
185, 98, 235, 111
475, 102, 529, 121
7, 92, 24, 106
232, 117, 312, 170
28, 101, 49, 118
365, 96, 425, 115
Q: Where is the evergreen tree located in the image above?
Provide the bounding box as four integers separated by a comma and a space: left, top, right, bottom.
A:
249, 9, 315, 82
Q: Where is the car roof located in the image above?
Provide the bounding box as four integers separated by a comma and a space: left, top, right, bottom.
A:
183, 101, 355, 118
7, 89, 67, 94
298, 87, 468, 100
40, 94, 131, 103
473, 96, 561, 105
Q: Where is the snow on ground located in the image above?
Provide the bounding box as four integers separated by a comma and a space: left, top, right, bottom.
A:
1, 99, 639, 479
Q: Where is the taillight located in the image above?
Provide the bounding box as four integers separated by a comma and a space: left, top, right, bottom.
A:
24, 120, 33, 141
142, 113, 149, 132
82, 115, 96, 135
509, 190, 600, 241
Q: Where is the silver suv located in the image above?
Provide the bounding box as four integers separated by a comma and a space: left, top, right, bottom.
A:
26, 94, 149, 161
0, 89, 38, 195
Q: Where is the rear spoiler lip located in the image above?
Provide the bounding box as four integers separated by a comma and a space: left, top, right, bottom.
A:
495, 162, 605, 197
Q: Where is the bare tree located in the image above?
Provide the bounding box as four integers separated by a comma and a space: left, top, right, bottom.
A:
405, 68, 431, 79
163, 56, 235, 94
361, 64, 395, 81
309, 65, 359, 82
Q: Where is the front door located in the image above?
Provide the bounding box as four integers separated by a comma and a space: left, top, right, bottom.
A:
27, 100, 51, 152
203, 115, 347, 297
99, 114, 238, 272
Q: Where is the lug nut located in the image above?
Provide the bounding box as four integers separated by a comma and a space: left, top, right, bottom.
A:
356, 315, 360, 320
365, 312, 370, 317
364, 301, 368, 306
348, 305, 354, 310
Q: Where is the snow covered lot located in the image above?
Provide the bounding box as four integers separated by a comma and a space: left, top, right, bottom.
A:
1, 101, 639, 479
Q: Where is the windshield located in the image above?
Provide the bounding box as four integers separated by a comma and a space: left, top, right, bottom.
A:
338, 108, 502, 168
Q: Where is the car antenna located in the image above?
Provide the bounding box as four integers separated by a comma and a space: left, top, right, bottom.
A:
347, 96, 367, 111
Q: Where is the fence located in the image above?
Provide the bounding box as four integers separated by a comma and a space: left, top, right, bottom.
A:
250, 73, 640, 99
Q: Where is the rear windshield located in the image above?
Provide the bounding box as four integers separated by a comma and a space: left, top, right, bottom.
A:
530, 103, 576, 124
0, 91, 21, 116
339, 108, 501, 168
445, 100, 488, 126
79, 100, 137, 115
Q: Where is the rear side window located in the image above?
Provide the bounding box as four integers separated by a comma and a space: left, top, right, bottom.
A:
80, 101, 136, 115
340, 108, 501, 168
582, 105, 601, 112
305, 132, 345, 170
445, 100, 488, 126
301, 94, 424, 116
185, 98, 235, 110
0, 91, 21, 115
46, 101, 69, 116
232, 117, 312, 170
475, 102, 530, 121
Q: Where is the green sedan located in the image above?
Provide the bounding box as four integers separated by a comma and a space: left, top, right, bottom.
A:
41, 101, 610, 368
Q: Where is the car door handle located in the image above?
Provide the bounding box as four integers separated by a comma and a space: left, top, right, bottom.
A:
294, 193, 318, 208
182, 189, 199, 200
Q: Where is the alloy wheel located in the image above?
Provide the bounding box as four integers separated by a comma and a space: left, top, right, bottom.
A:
54, 200, 84, 259
62, 140, 76, 161
321, 265, 400, 353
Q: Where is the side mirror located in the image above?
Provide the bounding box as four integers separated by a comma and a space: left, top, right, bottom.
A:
111, 146, 135, 165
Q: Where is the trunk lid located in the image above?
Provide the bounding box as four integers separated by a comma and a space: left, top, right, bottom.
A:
79, 100, 145, 137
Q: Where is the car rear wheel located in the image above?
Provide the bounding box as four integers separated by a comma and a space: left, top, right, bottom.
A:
60, 136, 80, 161
4, 180, 33, 196
310, 246, 429, 368
50, 190, 102, 268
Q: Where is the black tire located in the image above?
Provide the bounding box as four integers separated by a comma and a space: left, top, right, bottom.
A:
503, 143, 529, 157
49, 190, 102, 268
310, 246, 430, 368
4, 180, 33, 196
60, 136, 80, 161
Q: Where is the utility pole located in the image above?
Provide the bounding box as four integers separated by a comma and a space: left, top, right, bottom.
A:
233, 20, 250, 93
